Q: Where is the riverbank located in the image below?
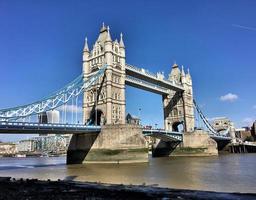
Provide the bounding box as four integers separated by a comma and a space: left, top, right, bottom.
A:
0, 177, 255, 200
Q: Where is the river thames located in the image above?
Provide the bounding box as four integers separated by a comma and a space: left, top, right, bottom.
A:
0, 154, 255, 193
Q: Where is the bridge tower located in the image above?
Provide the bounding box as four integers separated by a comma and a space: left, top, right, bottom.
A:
82, 24, 126, 125
163, 63, 194, 132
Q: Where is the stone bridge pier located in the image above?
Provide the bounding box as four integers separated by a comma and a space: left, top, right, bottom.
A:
152, 130, 218, 157
67, 124, 148, 164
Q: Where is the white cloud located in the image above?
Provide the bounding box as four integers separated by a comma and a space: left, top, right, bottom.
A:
220, 93, 238, 102
58, 105, 83, 113
207, 117, 227, 121
232, 24, 256, 32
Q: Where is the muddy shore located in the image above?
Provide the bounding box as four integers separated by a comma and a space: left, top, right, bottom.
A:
0, 177, 255, 200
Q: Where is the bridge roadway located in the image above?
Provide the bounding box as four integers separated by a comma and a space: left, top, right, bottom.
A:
143, 129, 183, 142
209, 134, 231, 141
0, 122, 183, 141
0, 122, 101, 134
0, 121, 230, 143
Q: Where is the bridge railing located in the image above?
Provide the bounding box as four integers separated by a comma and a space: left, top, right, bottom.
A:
0, 121, 101, 129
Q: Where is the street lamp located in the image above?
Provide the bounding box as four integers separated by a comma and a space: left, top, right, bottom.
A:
138, 108, 141, 125
155, 123, 158, 129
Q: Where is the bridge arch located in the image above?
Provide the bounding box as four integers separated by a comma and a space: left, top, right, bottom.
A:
89, 109, 105, 125
172, 121, 184, 132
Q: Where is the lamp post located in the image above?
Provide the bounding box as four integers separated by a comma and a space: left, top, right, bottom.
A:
138, 108, 141, 125
94, 87, 98, 126
155, 123, 158, 129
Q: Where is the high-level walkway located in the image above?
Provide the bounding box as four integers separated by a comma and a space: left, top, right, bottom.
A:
125, 64, 184, 94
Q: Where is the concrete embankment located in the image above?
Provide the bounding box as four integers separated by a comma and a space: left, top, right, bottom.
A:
0, 177, 255, 200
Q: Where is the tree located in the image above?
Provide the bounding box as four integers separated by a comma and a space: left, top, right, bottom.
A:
244, 136, 254, 142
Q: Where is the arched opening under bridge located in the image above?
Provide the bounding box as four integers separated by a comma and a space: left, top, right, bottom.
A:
89, 109, 105, 125
172, 121, 184, 132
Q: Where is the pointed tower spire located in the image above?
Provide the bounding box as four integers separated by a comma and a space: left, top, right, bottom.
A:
172, 61, 178, 68
100, 22, 107, 32
106, 26, 112, 41
181, 65, 185, 76
119, 32, 125, 48
83, 37, 89, 52
186, 67, 191, 79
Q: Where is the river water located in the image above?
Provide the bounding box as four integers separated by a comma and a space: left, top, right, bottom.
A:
0, 154, 255, 193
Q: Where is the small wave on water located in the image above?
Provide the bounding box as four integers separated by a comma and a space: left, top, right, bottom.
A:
0, 157, 66, 170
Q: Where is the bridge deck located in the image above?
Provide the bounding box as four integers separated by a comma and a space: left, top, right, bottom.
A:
0, 122, 101, 134
209, 134, 231, 141
143, 129, 183, 142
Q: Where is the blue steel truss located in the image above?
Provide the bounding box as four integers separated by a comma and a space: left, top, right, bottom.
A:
0, 121, 101, 134
193, 99, 230, 138
143, 129, 183, 142
0, 65, 107, 121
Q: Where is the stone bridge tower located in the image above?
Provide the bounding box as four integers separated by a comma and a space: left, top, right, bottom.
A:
163, 63, 194, 132
82, 24, 126, 125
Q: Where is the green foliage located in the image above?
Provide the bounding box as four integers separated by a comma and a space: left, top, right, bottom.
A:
244, 136, 254, 142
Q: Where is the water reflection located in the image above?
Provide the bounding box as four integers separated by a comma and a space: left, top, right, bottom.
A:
0, 154, 255, 193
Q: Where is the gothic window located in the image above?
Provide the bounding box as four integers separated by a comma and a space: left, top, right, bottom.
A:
115, 46, 119, 53
173, 108, 178, 116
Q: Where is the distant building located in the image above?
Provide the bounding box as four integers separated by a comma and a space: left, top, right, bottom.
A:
212, 117, 232, 132
235, 128, 253, 141
32, 135, 70, 153
38, 112, 48, 124
46, 110, 60, 124
17, 139, 36, 152
0, 143, 17, 155
251, 121, 256, 140
38, 110, 60, 136
126, 113, 140, 125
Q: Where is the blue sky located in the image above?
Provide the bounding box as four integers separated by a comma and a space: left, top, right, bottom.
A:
0, 0, 256, 141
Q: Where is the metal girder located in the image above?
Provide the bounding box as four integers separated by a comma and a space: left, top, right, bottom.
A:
0, 121, 101, 134
193, 99, 231, 139
143, 129, 183, 142
0, 65, 107, 121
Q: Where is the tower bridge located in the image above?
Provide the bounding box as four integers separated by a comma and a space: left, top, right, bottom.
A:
0, 24, 233, 164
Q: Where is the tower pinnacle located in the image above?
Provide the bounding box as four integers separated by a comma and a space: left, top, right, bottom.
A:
83, 37, 89, 52
106, 26, 112, 41
181, 65, 185, 76
172, 62, 178, 68
119, 32, 125, 48
100, 22, 107, 32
